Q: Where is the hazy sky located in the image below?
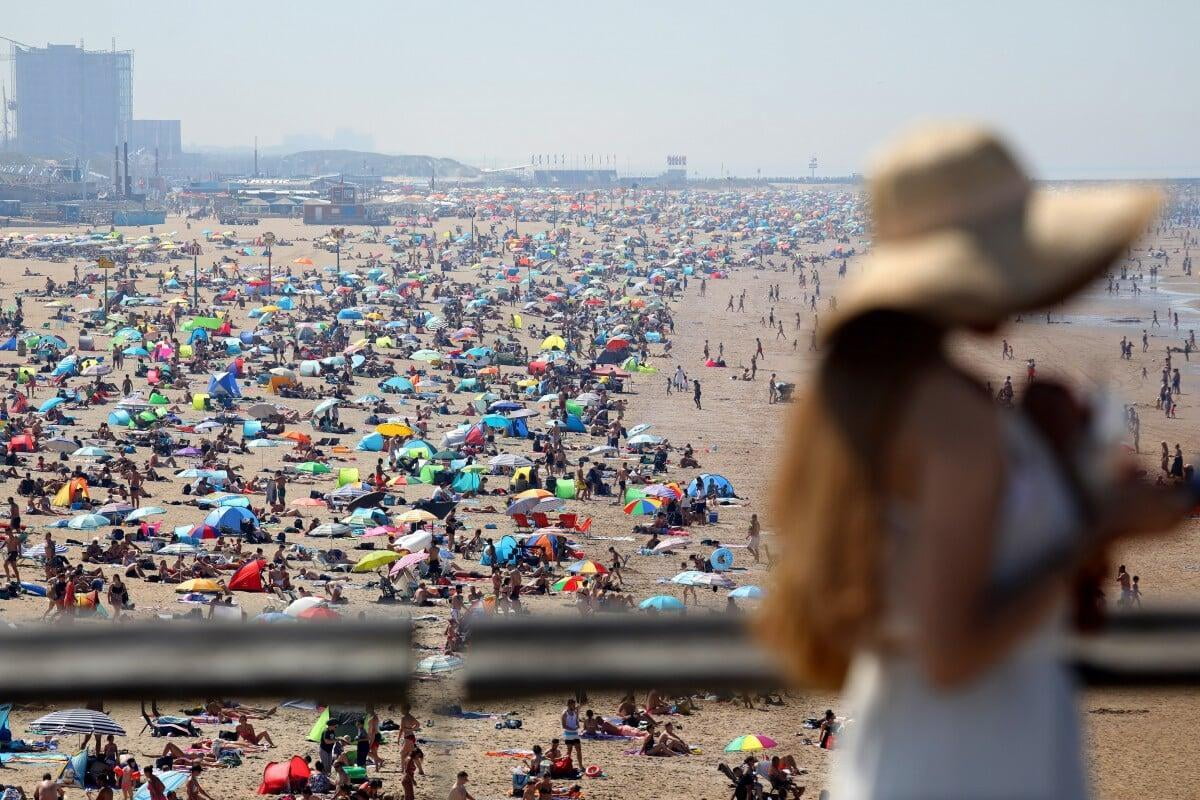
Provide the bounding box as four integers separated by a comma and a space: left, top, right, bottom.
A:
5, 0, 1198, 178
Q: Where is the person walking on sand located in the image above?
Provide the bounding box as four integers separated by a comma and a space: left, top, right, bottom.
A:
693, 379, 702, 411
764, 123, 1189, 800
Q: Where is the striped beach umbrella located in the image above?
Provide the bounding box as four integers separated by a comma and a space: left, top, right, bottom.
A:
724, 734, 777, 752
623, 498, 662, 515
30, 709, 126, 736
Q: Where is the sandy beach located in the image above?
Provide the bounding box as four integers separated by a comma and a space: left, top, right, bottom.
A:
0, 186, 1195, 799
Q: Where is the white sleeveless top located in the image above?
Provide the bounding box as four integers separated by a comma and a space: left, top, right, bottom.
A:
834, 415, 1087, 800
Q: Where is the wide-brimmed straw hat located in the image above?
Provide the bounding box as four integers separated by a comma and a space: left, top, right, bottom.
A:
829, 123, 1160, 336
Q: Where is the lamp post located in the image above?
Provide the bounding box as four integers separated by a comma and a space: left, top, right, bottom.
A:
98, 256, 114, 323
190, 240, 201, 310
333, 227, 344, 271
466, 205, 477, 252
263, 231, 276, 298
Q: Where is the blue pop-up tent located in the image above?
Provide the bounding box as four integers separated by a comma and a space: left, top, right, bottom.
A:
206, 371, 242, 398
204, 505, 258, 533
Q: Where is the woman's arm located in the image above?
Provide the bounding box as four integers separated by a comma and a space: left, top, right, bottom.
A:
900, 370, 1069, 688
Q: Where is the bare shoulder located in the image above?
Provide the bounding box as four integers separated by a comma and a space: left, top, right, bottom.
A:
899, 364, 1002, 453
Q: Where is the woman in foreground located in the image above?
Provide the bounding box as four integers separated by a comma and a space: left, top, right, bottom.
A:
765, 124, 1191, 799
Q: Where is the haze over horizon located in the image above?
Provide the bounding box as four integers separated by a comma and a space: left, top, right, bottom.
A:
4, 0, 1198, 179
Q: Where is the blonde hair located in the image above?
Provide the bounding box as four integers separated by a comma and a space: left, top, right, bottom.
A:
761, 311, 944, 689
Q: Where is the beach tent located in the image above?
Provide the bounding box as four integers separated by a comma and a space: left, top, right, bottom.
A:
481, 534, 520, 567
52, 477, 90, 508
451, 471, 481, 493
305, 707, 364, 743
8, 434, 35, 454
355, 432, 384, 452
0, 337, 15, 351
228, 559, 267, 592
554, 478, 576, 499
134, 771, 188, 800
685, 473, 736, 498
257, 756, 311, 795
204, 505, 258, 533
61, 750, 89, 789
206, 371, 242, 398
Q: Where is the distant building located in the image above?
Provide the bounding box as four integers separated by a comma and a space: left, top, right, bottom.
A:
532, 169, 617, 188
13, 44, 133, 157
131, 120, 181, 159
303, 183, 384, 225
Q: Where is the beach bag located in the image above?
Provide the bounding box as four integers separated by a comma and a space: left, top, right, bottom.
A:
550, 757, 574, 778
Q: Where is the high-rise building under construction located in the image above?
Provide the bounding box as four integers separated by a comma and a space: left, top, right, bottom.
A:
12, 42, 132, 158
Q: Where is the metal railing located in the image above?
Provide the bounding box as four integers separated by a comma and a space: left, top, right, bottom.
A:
1, 609, 1198, 701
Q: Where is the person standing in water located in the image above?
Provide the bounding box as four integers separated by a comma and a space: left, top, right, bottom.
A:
763, 124, 1190, 800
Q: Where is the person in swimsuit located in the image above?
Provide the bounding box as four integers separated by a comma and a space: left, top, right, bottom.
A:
560, 699, 583, 768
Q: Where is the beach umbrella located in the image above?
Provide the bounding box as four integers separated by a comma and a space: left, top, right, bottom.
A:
44, 438, 77, 453
66, 513, 108, 530
729, 585, 764, 599
651, 536, 690, 554
71, 446, 109, 459
567, 559, 608, 575
724, 735, 777, 752
505, 497, 539, 516
175, 578, 222, 594
623, 498, 662, 516
673, 571, 734, 588
388, 551, 429, 574
489, 453, 532, 469
298, 606, 341, 621
352, 551, 401, 573
158, 543, 201, 556
125, 506, 165, 522
308, 523, 351, 538
395, 508, 437, 523
284, 596, 328, 617
29, 709, 125, 736
644, 483, 682, 500
410, 349, 442, 362
248, 402, 280, 419
313, 398, 339, 417
37, 397, 66, 413
290, 498, 327, 508
514, 488, 552, 500
296, 462, 331, 475
415, 655, 463, 675
639, 595, 685, 611
376, 422, 414, 438
254, 612, 296, 624
552, 575, 587, 592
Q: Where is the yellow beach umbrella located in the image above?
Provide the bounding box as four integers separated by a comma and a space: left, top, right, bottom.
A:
395, 508, 437, 523
376, 422, 414, 438
175, 578, 223, 594
352, 551, 401, 573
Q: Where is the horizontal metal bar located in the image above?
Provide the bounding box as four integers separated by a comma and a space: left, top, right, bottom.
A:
463, 610, 1200, 700
464, 615, 783, 700
0, 622, 411, 702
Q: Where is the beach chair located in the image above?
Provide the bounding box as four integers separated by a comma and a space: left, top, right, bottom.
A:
557, 513, 578, 530
531, 512, 552, 530
512, 513, 533, 531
